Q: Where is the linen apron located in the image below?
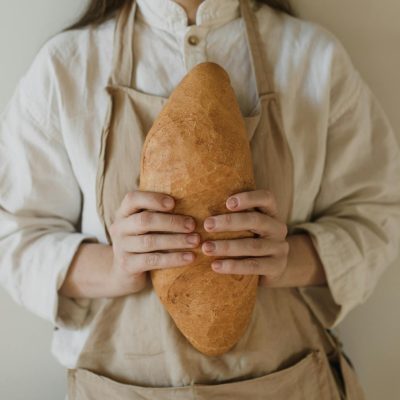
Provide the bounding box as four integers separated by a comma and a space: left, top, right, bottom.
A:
67, 0, 366, 398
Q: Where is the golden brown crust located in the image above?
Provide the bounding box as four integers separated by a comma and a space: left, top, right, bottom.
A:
139, 61, 259, 356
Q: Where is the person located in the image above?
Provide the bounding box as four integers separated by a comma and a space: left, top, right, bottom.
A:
0, 0, 399, 398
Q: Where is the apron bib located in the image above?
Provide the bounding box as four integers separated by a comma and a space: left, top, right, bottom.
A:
67, 0, 366, 399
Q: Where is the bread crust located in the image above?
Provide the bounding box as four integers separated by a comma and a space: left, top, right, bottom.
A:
139, 62, 259, 356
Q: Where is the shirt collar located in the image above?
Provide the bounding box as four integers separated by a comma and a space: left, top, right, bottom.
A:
136, 0, 240, 34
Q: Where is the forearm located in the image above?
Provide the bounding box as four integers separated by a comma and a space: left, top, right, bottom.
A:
268, 233, 327, 288
60, 233, 325, 297
58, 242, 115, 299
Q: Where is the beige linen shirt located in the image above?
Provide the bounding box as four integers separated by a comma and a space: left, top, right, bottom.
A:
1, 0, 400, 369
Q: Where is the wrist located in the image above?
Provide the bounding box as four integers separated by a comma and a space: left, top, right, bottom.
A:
108, 251, 149, 296
59, 242, 114, 299
268, 234, 327, 288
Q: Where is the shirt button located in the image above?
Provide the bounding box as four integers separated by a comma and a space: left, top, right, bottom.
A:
187, 35, 199, 46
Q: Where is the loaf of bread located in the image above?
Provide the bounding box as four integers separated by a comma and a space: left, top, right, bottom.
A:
139, 62, 259, 356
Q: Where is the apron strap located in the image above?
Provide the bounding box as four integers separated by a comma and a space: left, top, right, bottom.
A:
109, 0, 137, 87
239, 0, 274, 96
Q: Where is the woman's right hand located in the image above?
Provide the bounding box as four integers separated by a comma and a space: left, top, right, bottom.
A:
108, 190, 200, 295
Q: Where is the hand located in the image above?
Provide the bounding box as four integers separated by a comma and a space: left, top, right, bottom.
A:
108, 190, 200, 295
201, 189, 289, 287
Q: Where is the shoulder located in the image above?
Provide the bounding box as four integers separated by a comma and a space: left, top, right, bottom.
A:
16, 18, 116, 134
254, 3, 358, 84
255, 3, 346, 57
20, 18, 116, 100
38, 17, 115, 63
254, 3, 361, 118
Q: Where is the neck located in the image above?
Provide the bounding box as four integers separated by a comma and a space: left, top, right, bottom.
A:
172, 0, 205, 25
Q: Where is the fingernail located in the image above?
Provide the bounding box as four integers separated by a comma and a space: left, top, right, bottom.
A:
183, 252, 194, 261
227, 197, 238, 208
212, 261, 222, 269
185, 217, 195, 230
162, 197, 174, 208
204, 218, 215, 229
186, 234, 199, 244
204, 241, 215, 252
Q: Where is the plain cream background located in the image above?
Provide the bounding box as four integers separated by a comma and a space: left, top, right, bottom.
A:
0, 1, 399, 399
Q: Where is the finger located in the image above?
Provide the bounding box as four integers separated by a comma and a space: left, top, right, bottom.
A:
211, 256, 286, 280
118, 211, 196, 235
204, 211, 285, 237
115, 190, 175, 220
202, 237, 285, 257
225, 189, 278, 218
120, 251, 196, 274
121, 233, 201, 252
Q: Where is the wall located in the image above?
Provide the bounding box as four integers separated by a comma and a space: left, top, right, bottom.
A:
0, 1, 399, 399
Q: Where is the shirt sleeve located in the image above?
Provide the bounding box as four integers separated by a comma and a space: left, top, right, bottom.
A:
288, 36, 400, 329
0, 42, 99, 330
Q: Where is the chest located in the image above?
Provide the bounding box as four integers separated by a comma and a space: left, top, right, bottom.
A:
58, 24, 330, 241
61, 95, 326, 244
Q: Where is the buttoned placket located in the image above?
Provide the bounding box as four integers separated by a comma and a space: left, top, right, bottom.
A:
135, 0, 240, 74
181, 25, 210, 72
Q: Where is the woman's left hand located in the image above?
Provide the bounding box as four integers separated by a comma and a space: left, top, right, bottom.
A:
201, 189, 289, 287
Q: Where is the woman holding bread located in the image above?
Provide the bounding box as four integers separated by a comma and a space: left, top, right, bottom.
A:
1, 0, 399, 398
